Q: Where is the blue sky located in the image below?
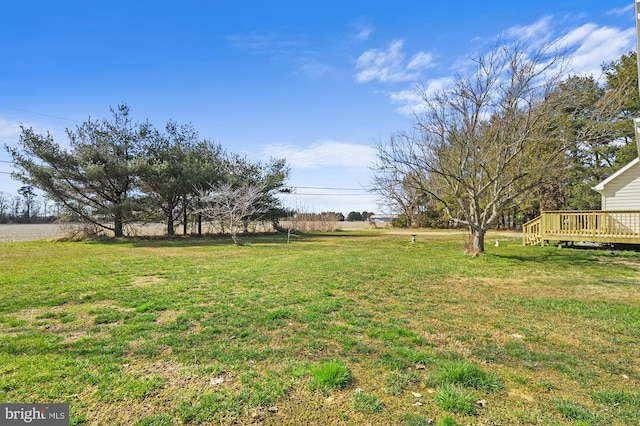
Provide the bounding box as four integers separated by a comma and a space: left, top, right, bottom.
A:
0, 1, 636, 214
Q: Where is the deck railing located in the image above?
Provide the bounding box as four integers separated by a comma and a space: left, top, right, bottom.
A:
523, 210, 640, 245
522, 216, 541, 246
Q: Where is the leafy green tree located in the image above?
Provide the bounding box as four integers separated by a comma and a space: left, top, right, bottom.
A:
346, 211, 363, 221
604, 51, 640, 167
549, 76, 618, 210
6, 105, 145, 237
180, 139, 230, 235
6, 104, 290, 238
139, 122, 225, 235
543, 55, 638, 211
17, 185, 36, 218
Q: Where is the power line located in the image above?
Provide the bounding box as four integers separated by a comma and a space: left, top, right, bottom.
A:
291, 185, 365, 191
8, 108, 81, 123
285, 193, 371, 196
0, 177, 371, 192
284, 186, 372, 196
0, 164, 373, 194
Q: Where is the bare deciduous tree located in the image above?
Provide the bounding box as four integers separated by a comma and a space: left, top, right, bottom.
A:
373, 39, 571, 254
374, 38, 630, 254
0, 191, 10, 217
195, 182, 270, 244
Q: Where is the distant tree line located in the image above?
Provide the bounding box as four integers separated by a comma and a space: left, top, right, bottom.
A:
345, 211, 373, 221
290, 211, 374, 222
0, 186, 57, 224
5, 105, 290, 237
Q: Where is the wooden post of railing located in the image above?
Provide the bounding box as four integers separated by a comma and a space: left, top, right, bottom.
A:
539, 211, 546, 246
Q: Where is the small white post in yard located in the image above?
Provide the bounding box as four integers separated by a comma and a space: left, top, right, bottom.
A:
411, 234, 416, 243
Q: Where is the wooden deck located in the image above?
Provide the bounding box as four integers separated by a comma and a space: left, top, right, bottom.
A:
523, 210, 640, 246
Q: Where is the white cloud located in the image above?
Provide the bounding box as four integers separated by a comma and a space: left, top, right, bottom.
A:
0, 117, 22, 140
388, 89, 423, 116
353, 22, 373, 41
355, 40, 434, 83
557, 24, 635, 77
420, 77, 453, 97
388, 77, 453, 115
389, 89, 421, 106
407, 52, 435, 70
355, 40, 406, 83
379, 14, 634, 115
503, 16, 634, 78
263, 140, 376, 170
607, 4, 633, 16
505, 15, 554, 43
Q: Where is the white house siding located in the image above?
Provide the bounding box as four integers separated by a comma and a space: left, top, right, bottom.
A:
600, 161, 640, 211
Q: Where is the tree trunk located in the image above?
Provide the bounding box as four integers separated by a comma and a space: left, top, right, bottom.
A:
198, 214, 202, 235
114, 212, 124, 238
167, 214, 175, 236
182, 203, 188, 235
467, 228, 485, 255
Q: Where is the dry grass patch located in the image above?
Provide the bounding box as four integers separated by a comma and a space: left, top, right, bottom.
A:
128, 275, 169, 288
154, 309, 183, 325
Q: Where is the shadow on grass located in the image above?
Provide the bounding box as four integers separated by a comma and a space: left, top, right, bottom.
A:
82, 231, 380, 249
491, 246, 612, 265
132, 233, 288, 248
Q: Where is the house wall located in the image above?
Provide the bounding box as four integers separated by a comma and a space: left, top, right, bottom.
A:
601, 161, 640, 210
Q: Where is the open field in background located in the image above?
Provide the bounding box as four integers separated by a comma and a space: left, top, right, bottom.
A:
0, 221, 376, 242
1, 230, 639, 425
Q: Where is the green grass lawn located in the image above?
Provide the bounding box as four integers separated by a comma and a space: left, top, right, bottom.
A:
1, 230, 639, 425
